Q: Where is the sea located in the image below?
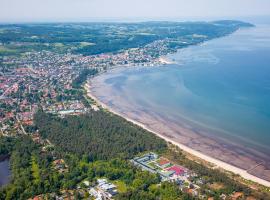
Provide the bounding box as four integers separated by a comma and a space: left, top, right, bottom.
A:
91, 21, 270, 163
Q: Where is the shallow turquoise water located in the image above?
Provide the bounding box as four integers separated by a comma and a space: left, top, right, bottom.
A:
102, 25, 270, 157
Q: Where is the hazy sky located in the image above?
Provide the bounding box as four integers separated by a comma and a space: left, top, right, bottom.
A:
1, 0, 270, 22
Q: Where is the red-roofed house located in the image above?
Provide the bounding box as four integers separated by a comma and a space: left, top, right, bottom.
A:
166, 165, 186, 176
157, 158, 171, 168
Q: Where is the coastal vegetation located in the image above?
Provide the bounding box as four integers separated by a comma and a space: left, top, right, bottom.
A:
34, 111, 167, 160
0, 140, 180, 199
0, 116, 181, 200
1, 109, 269, 199
72, 68, 98, 89
163, 148, 270, 199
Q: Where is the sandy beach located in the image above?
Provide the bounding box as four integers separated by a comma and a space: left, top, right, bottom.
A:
158, 56, 175, 65
84, 82, 270, 188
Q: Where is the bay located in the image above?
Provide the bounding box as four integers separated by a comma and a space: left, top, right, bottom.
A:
91, 23, 270, 180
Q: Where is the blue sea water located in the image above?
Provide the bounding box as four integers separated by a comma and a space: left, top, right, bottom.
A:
98, 24, 270, 158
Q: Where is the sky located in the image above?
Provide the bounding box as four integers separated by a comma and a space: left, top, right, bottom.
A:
0, 0, 270, 22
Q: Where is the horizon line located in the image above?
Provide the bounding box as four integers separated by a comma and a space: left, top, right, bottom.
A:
0, 15, 269, 24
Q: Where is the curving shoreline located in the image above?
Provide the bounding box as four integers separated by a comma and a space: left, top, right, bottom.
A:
84, 82, 270, 188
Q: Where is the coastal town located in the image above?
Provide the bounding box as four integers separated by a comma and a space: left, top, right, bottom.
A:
0, 42, 174, 137
1, 47, 267, 199
1, 21, 270, 200
0, 20, 252, 137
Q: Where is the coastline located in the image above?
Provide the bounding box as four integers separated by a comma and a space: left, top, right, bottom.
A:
84, 82, 270, 188
158, 56, 175, 65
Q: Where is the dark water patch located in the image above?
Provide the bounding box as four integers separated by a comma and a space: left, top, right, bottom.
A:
0, 158, 11, 187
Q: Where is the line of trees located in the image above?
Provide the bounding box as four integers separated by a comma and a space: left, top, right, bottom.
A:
72, 68, 98, 89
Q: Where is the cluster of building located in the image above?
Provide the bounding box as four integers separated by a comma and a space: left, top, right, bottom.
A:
46, 100, 89, 116
53, 159, 69, 174
131, 152, 201, 197
0, 36, 174, 137
30, 178, 119, 200
0, 53, 68, 132
131, 152, 191, 181
131, 153, 250, 199
87, 179, 118, 200
0, 51, 89, 136
30, 189, 84, 200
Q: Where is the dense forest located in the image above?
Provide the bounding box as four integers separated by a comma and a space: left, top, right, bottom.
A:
1, 110, 270, 199
0, 136, 62, 199
0, 135, 192, 200
34, 111, 167, 160
0, 111, 189, 200
0, 137, 15, 157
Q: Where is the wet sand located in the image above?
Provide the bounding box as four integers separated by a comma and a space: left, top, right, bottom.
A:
85, 78, 270, 187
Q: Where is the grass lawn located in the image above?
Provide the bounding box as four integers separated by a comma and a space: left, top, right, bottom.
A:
147, 161, 157, 167
113, 180, 128, 193
149, 184, 159, 191
31, 156, 41, 184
